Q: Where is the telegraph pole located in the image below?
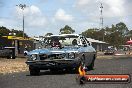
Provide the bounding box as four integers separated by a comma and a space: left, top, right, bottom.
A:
16, 4, 27, 38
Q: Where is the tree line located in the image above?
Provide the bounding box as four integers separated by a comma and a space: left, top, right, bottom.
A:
0, 26, 28, 37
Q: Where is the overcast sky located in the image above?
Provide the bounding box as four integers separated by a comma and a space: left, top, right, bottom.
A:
0, 0, 132, 37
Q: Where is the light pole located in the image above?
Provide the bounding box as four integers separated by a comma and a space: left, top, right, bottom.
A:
16, 4, 27, 38
99, 3, 104, 52
100, 3, 104, 41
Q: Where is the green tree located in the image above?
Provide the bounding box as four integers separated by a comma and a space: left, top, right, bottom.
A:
115, 22, 129, 45
82, 28, 103, 40
45, 33, 53, 36
60, 25, 75, 34
12, 29, 28, 37
0, 26, 28, 37
115, 22, 129, 36
0, 26, 10, 36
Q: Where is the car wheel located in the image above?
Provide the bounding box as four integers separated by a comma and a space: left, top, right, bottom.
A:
88, 61, 94, 70
29, 66, 40, 76
7, 56, 10, 59
11, 52, 16, 59
10, 54, 13, 59
80, 55, 87, 71
88, 55, 95, 70
7, 53, 15, 59
10, 54, 16, 59
12, 56, 16, 59
7, 54, 13, 59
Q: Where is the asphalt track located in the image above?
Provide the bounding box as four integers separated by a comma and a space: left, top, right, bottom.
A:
0, 56, 132, 88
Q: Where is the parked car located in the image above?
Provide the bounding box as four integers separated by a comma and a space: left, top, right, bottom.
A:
26, 34, 96, 75
104, 49, 115, 55
0, 47, 16, 59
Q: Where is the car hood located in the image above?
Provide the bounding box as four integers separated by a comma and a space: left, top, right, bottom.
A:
28, 47, 79, 55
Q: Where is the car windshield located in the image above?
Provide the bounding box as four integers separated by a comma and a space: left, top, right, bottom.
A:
44, 35, 80, 47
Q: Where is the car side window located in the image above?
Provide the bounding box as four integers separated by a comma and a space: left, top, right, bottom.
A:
84, 37, 91, 46
80, 37, 87, 47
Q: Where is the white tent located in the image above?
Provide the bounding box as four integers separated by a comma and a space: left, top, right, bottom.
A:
87, 38, 107, 44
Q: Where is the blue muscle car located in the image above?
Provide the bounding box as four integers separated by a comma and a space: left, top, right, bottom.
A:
26, 34, 96, 75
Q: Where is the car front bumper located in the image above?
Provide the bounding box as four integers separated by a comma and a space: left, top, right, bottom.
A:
25, 59, 80, 70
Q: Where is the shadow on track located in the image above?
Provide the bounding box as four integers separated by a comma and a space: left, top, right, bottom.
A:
26, 68, 95, 76
26, 70, 79, 76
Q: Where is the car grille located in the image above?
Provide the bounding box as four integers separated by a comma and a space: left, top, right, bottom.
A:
39, 54, 65, 60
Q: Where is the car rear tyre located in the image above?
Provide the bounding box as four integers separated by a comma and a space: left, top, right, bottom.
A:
29, 66, 40, 76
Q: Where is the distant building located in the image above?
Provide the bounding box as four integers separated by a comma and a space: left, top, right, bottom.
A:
87, 38, 108, 51
0, 36, 34, 57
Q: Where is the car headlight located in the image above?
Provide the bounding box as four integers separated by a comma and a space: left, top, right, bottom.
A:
69, 53, 75, 59
30, 54, 37, 60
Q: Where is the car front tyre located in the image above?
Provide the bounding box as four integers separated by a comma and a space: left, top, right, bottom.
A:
29, 66, 40, 76
88, 55, 95, 70
88, 61, 94, 70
